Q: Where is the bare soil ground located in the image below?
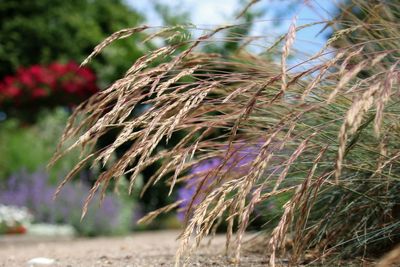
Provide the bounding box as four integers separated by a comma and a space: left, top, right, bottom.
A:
0, 230, 268, 267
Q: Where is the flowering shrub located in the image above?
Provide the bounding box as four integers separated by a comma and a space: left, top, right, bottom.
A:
177, 158, 221, 221
177, 141, 267, 221
0, 170, 132, 236
0, 61, 98, 112
0, 108, 83, 182
0, 205, 33, 234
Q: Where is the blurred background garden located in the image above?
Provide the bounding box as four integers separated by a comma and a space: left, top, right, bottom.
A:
0, 0, 374, 244
0, 0, 346, 237
2, 0, 400, 266
0, 0, 279, 236
0, 0, 336, 239
0, 0, 187, 237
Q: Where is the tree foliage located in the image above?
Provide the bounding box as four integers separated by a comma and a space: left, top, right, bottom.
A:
0, 0, 149, 85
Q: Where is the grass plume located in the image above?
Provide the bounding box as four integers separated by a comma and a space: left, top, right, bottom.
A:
51, 1, 400, 265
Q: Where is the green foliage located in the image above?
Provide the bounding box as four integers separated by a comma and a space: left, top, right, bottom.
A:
0, 108, 79, 182
74, 178, 135, 236
0, 0, 150, 85
332, 0, 400, 50
154, 2, 190, 26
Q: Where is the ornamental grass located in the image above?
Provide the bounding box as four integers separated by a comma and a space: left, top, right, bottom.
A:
51, 1, 400, 265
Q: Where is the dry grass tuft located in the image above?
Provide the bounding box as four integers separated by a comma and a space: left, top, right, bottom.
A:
51, 1, 400, 265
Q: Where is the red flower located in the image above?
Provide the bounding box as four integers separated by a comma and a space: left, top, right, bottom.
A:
3, 86, 22, 98
65, 61, 80, 72
29, 65, 43, 79
31, 87, 48, 98
49, 62, 67, 76
18, 70, 36, 88
0, 61, 98, 108
77, 68, 96, 83
39, 69, 57, 88
3, 76, 16, 86
62, 81, 79, 94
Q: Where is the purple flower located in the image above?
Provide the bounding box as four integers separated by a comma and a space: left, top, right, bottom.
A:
0, 169, 132, 235
177, 141, 263, 220
177, 158, 221, 221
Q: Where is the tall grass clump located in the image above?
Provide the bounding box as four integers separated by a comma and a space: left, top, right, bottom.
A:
51, 1, 400, 265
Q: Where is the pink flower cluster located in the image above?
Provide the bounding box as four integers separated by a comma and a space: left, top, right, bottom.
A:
0, 62, 98, 107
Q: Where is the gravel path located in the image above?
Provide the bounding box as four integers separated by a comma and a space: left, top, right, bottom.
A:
0, 230, 267, 267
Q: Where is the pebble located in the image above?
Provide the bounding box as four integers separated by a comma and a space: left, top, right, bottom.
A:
26, 257, 56, 266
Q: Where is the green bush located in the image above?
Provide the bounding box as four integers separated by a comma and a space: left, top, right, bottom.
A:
0, 0, 150, 85
0, 108, 79, 182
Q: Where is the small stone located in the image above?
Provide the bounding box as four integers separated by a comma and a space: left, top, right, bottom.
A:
26, 257, 56, 266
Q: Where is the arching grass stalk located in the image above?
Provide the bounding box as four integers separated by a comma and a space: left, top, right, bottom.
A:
51, 1, 400, 265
